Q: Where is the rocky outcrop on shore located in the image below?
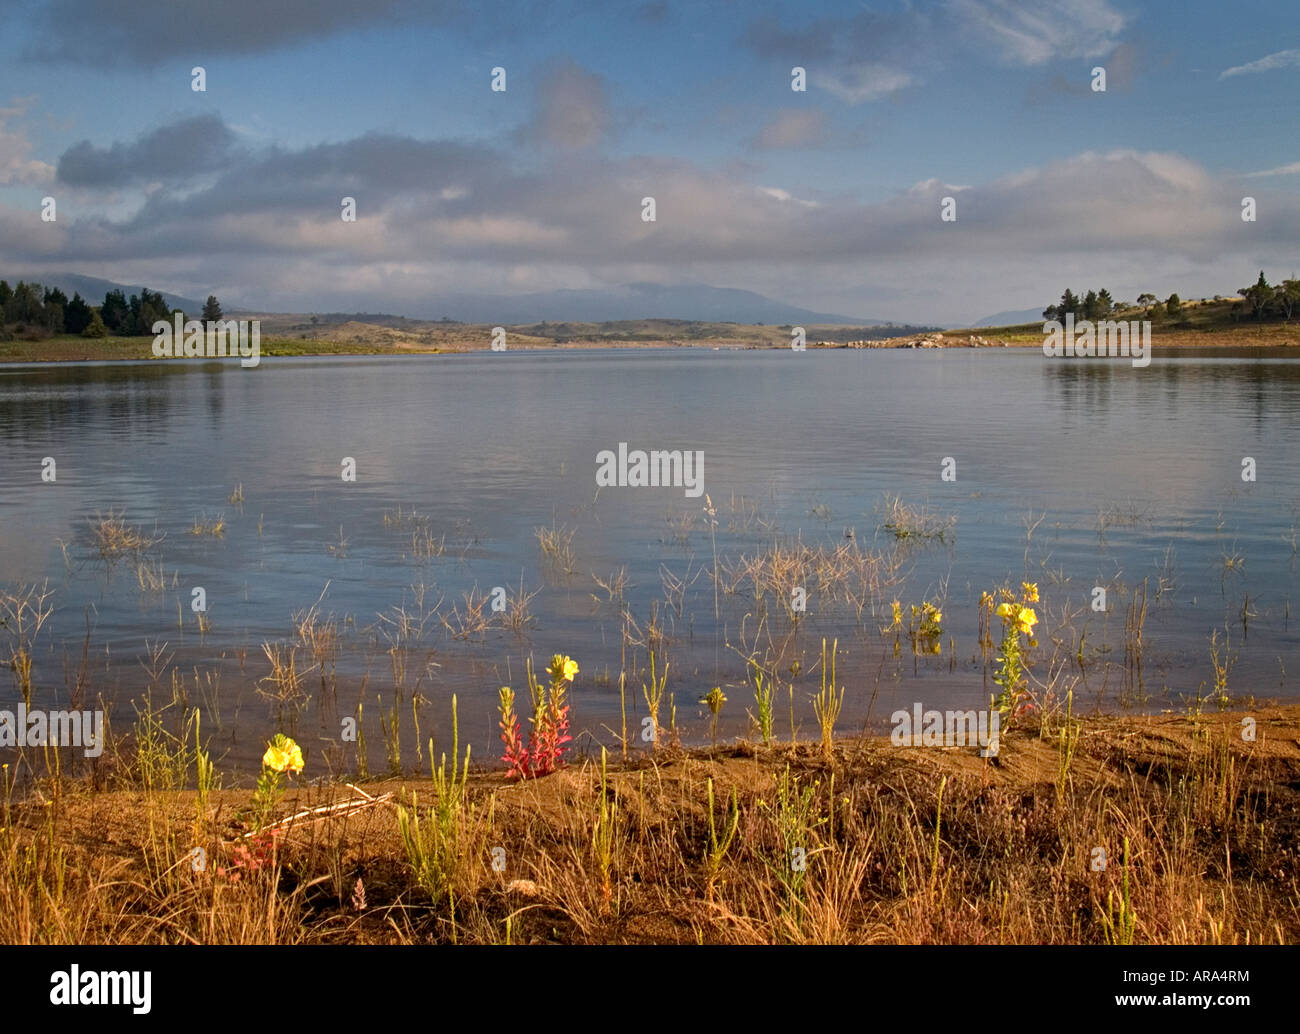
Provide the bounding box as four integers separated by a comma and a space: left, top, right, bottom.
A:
814, 333, 1009, 349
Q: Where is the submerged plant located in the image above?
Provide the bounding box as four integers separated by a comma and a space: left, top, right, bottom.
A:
908, 601, 944, 655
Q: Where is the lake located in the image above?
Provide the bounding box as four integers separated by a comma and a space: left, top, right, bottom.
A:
1, 346, 1297, 774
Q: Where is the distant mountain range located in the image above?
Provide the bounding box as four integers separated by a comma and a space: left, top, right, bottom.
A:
969, 307, 1044, 327
4, 272, 931, 328
3, 272, 206, 315
402, 282, 896, 326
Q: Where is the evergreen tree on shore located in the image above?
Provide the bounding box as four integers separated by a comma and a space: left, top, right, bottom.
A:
81, 308, 107, 337
64, 292, 92, 335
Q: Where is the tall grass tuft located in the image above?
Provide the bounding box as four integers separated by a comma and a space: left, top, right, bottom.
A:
0, 581, 54, 706
397, 695, 470, 906
748, 660, 776, 746
812, 638, 844, 759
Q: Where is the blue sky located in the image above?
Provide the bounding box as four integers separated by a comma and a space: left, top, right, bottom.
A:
0, 0, 1297, 324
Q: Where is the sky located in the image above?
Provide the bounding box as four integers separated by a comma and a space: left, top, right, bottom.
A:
0, 0, 1297, 325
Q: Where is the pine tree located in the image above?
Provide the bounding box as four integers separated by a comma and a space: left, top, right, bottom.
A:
64, 292, 92, 335
202, 295, 223, 323
82, 309, 108, 338
101, 289, 129, 332
1058, 288, 1079, 319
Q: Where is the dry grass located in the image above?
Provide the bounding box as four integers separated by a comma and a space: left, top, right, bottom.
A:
3, 706, 1296, 945
877, 495, 955, 543
189, 514, 226, 538
441, 587, 494, 642
134, 557, 177, 593
535, 524, 577, 575
0, 581, 55, 706
90, 508, 163, 556
719, 537, 900, 621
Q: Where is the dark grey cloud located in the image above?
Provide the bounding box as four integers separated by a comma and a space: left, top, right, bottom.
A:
742, 7, 927, 62
57, 114, 239, 187
634, 2, 670, 24
739, 7, 933, 105
29, 0, 460, 65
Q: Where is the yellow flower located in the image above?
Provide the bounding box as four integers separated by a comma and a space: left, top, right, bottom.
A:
547, 654, 579, 682
1016, 607, 1038, 634
996, 602, 1015, 619
1021, 582, 1039, 603
262, 735, 303, 774
930, 610, 942, 625
700, 687, 727, 714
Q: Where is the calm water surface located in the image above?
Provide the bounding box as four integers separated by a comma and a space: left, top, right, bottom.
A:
1, 348, 1297, 774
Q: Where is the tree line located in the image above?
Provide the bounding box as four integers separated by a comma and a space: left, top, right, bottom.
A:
0, 280, 223, 340
1044, 270, 1300, 324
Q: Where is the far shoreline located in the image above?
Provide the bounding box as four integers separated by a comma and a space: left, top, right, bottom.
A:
2, 323, 1298, 365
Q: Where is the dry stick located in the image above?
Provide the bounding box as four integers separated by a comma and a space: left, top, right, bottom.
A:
235, 785, 394, 840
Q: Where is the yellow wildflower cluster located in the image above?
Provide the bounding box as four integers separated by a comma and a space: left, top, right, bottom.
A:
262, 734, 304, 774
996, 599, 1038, 635
547, 654, 579, 683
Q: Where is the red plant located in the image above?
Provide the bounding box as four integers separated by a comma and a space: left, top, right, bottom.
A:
498, 655, 576, 779
498, 686, 532, 779
216, 830, 280, 882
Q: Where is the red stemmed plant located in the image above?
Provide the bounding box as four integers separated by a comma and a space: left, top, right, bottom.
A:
498, 654, 577, 779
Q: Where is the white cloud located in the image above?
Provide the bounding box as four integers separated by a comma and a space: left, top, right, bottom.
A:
813, 63, 912, 103
1243, 161, 1300, 178
757, 186, 820, 208
951, 0, 1126, 66
0, 99, 55, 186
1220, 49, 1300, 79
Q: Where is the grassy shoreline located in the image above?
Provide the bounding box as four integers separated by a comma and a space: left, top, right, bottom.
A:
3, 305, 1298, 365
4, 705, 1297, 944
